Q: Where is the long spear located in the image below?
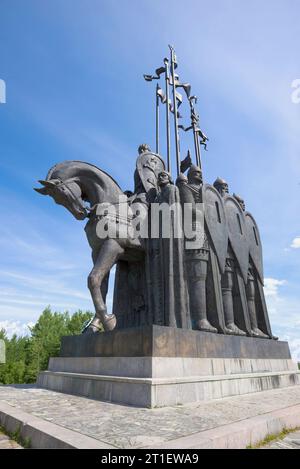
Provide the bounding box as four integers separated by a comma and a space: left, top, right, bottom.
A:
189, 97, 201, 168
169, 45, 180, 176
155, 83, 160, 154
144, 65, 171, 172
144, 48, 208, 176
163, 58, 171, 173
179, 95, 209, 171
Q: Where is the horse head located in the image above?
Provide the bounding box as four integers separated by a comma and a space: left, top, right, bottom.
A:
34, 178, 89, 220
34, 160, 125, 222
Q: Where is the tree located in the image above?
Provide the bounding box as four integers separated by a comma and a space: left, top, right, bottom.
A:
66, 310, 95, 335
0, 333, 29, 384
0, 308, 94, 384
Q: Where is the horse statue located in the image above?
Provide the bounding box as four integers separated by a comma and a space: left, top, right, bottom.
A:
34, 160, 148, 334
35, 156, 274, 339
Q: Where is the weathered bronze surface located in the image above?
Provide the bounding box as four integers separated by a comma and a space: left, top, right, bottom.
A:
35, 48, 276, 341
60, 326, 289, 359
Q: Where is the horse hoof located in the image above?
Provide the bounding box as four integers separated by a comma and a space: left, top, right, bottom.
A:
83, 317, 102, 334
103, 314, 117, 331
84, 326, 98, 334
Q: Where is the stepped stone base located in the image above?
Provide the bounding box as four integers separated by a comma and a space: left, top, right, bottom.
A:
37, 326, 300, 408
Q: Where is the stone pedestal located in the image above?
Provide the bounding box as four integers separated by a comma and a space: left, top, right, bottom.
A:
37, 326, 300, 407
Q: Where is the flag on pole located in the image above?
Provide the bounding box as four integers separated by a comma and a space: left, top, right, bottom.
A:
180, 150, 192, 173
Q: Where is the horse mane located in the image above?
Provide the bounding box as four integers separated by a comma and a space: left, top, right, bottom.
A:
46, 160, 123, 191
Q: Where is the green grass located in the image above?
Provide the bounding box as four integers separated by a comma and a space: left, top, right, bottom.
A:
0, 424, 31, 449
247, 426, 300, 449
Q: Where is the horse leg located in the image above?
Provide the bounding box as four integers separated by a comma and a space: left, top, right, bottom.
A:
88, 239, 124, 332
100, 273, 109, 303
92, 251, 110, 304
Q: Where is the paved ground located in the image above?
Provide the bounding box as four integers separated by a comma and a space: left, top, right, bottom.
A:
0, 431, 22, 449
1, 385, 300, 448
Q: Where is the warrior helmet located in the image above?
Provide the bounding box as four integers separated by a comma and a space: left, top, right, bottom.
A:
176, 172, 188, 186
138, 143, 151, 155
233, 193, 246, 211
213, 177, 229, 196
187, 164, 202, 184
157, 170, 173, 186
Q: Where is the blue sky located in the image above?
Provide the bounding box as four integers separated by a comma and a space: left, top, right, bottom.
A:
0, 1, 299, 356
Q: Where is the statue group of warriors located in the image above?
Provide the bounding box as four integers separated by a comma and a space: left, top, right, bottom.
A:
113, 145, 275, 339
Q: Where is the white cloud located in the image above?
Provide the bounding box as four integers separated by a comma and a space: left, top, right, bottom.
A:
264, 277, 300, 361
0, 320, 34, 338
278, 329, 300, 363
264, 278, 286, 297
288, 338, 300, 362
291, 237, 300, 249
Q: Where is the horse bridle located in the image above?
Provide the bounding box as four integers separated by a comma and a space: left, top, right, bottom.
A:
52, 178, 88, 215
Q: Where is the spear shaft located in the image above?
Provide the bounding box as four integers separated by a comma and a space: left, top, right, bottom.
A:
164, 58, 171, 173
156, 83, 160, 154
189, 98, 202, 169
194, 129, 200, 167
169, 47, 180, 176
196, 131, 202, 169
194, 116, 202, 169
191, 105, 200, 167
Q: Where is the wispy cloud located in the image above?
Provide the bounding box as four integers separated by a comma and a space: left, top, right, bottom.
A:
0, 271, 90, 301
0, 192, 94, 326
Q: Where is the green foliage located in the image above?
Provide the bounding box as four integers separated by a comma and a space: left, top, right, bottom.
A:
246, 426, 300, 448
0, 333, 29, 384
67, 310, 96, 335
0, 307, 93, 385
0, 425, 31, 448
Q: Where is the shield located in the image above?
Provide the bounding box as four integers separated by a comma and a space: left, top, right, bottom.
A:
136, 152, 165, 193
203, 184, 228, 273
224, 195, 249, 283
245, 211, 264, 284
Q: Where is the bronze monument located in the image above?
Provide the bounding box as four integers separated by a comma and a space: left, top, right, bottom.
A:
35, 47, 297, 408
